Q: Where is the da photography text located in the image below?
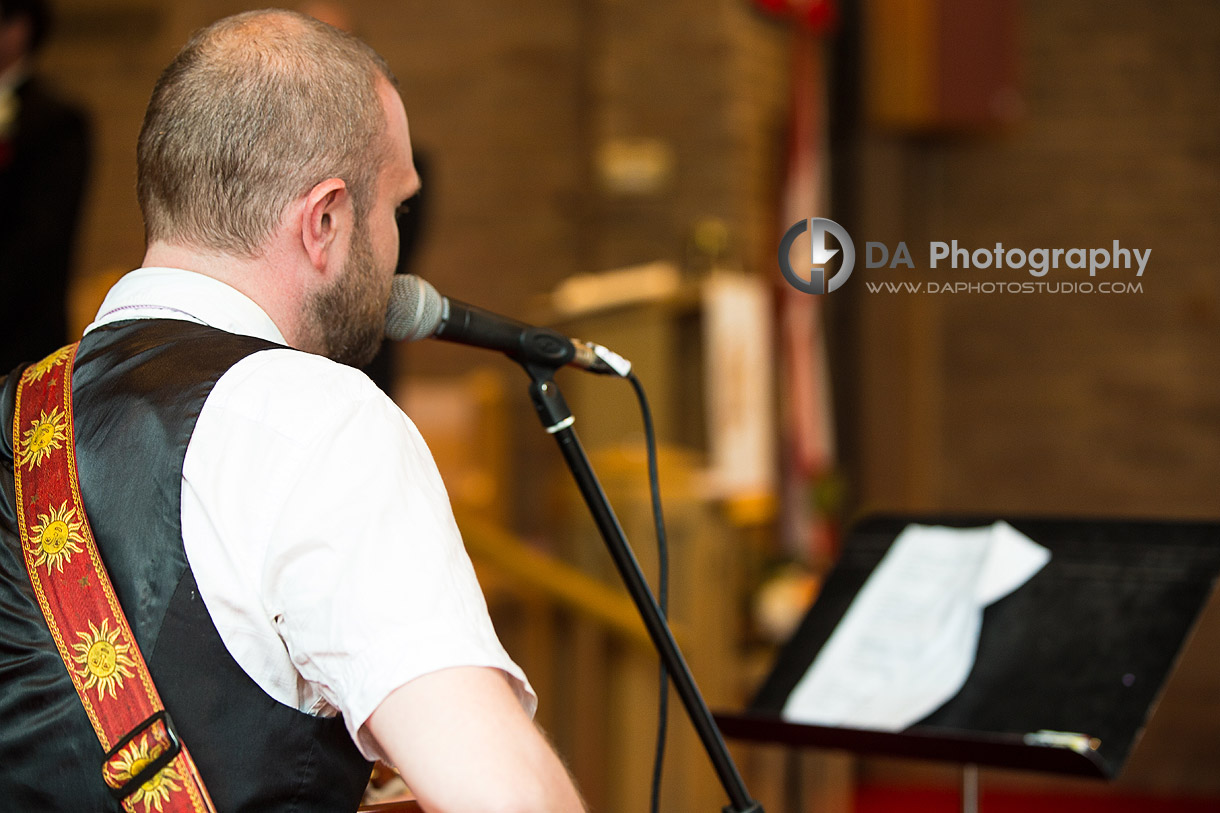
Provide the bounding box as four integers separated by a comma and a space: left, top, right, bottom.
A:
778, 217, 1152, 297
867, 240, 1150, 278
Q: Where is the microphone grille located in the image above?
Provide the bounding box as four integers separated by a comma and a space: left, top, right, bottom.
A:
385, 274, 444, 342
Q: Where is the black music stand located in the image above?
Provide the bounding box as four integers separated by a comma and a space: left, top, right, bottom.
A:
715, 515, 1220, 805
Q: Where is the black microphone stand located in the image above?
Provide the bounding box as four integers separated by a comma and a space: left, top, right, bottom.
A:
520, 360, 763, 813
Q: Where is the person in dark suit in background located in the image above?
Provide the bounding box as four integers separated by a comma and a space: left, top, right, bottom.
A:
0, 0, 91, 374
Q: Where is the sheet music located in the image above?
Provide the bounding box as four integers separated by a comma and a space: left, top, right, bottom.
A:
782, 521, 1050, 730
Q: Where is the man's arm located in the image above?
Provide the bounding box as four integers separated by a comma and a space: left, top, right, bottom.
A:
365, 666, 586, 813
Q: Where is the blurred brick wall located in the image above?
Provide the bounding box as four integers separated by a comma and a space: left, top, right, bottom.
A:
842, 0, 1220, 522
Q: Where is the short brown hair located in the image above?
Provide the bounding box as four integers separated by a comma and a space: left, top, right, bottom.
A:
137, 9, 395, 256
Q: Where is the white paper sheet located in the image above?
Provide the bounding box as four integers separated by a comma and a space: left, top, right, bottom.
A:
781, 521, 1050, 730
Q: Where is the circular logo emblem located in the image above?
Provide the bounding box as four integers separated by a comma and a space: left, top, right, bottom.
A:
778, 217, 856, 295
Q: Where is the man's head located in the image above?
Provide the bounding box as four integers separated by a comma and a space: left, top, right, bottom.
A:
138, 10, 420, 367
137, 9, 392, 257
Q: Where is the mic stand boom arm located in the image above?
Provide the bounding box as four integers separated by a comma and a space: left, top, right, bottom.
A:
521, 361, 763, 813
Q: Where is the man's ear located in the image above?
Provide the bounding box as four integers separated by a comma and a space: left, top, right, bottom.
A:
301, 178, 351, 273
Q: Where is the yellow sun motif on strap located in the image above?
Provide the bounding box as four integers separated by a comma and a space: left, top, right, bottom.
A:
28, 501, 86, 573
106, 733, 185, 813
23, 346, 73, 382
70, 618, 137, 700
17, 406, 69, 470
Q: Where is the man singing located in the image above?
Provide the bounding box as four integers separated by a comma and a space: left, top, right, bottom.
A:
0, 10, 584, 811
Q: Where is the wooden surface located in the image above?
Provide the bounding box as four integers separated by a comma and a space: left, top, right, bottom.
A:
358, 802, 422, 813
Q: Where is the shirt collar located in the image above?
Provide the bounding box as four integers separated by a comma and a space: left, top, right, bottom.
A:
85, 267, 288, 346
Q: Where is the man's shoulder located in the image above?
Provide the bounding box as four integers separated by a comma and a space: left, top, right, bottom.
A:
222, 342, 382, 391
210, 343, 397, 437
190, 344, 417, 503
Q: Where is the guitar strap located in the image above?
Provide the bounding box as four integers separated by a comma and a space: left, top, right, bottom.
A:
11, 343, 216, 813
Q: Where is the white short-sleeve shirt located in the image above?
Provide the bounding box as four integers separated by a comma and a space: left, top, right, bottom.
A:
86, 267, 535, 761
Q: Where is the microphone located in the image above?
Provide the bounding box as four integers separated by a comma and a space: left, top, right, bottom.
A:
384, 274, 632, 376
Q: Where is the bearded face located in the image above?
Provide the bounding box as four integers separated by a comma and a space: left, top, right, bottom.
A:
305, 216, 392, 368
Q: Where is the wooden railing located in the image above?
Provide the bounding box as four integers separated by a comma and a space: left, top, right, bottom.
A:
456, 509, 665, 649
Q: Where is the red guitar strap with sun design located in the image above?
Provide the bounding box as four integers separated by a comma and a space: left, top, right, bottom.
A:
12, 344, 216, 813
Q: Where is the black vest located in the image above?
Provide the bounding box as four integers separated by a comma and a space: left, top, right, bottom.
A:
0, 321, 372, 811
